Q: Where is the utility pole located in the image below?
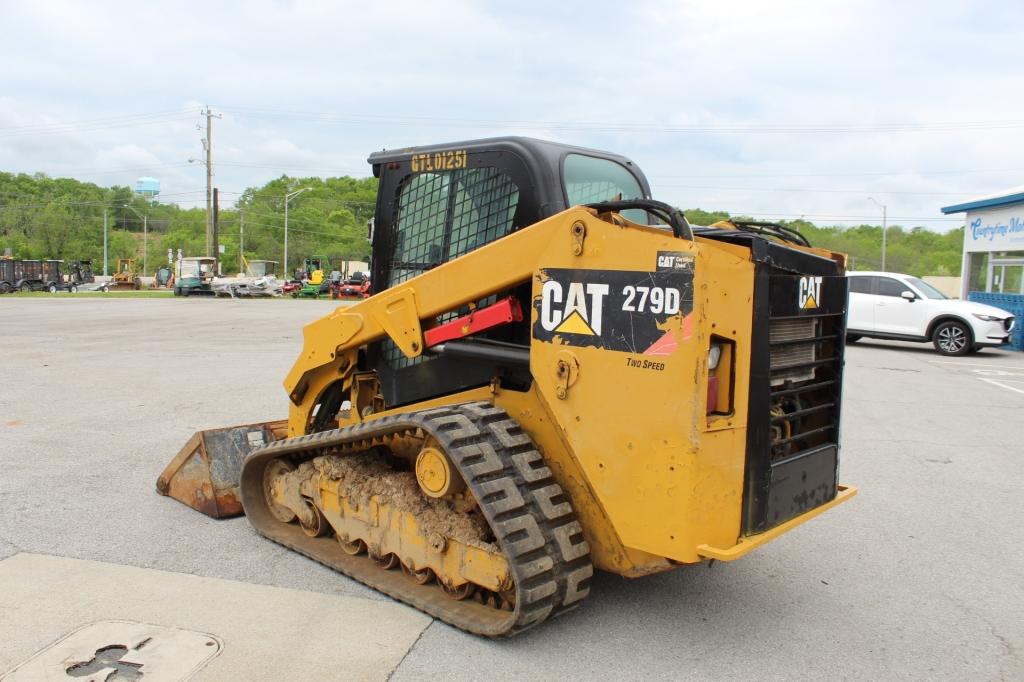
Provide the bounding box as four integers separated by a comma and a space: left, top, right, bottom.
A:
205, 107, 213, 256
102, 208, 109, 277
213, 187, 220, 275
122, 205, 148, 276
881, 204, 887, 272
284, 187, 312, 277
239, 210, 245, 275
197, 106, 221, 257
868, 197, 888, 272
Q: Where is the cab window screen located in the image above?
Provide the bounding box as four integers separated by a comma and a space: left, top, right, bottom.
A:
388, 167, 519, 289
563, 153, 646, 222
383, 166, 519, 368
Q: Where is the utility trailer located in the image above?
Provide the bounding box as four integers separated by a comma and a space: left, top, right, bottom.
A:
0, 259, 68, 293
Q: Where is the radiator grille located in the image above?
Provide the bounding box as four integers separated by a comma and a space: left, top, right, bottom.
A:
766, 275, 845, 464
769, 318, 817, 385
743, 260, 847, 534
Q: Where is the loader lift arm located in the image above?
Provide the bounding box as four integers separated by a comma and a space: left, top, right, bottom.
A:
284, 204, 673, 436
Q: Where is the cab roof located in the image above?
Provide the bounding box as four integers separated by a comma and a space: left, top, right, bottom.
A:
367, 135, 643, 172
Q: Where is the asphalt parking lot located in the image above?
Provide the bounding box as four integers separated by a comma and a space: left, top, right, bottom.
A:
1, 297, 1022, 680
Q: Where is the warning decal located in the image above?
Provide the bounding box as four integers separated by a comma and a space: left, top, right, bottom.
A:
533, 266, 694, 354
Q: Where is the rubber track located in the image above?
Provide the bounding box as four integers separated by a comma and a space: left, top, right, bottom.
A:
238, 401, 594, 637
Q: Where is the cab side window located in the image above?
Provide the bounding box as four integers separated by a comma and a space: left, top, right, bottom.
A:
876, 277, 912, 297
849, 277, 873, 294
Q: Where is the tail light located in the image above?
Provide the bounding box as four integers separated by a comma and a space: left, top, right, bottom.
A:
707, 338, 735, 415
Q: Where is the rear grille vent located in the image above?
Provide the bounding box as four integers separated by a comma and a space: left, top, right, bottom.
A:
743, 258, 848, 535
765, 275, 845, 464
769, 318, 817, 386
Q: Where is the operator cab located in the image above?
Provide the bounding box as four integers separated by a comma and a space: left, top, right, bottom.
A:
366, 136, 655, 406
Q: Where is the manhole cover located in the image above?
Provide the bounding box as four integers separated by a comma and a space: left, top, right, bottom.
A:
2, 620, 222, 681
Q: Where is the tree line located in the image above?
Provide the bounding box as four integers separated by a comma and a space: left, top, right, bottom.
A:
0, 172, 964, 277
683, 208, 964, 275
0, 172, 376, 276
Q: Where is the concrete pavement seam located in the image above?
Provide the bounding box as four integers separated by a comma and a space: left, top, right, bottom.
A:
385, 619, 435, 681
945, 594, 1021, 677
0, 532, 21, 561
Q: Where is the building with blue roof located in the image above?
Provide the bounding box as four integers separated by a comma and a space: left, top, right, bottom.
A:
942, 185, 1024, 350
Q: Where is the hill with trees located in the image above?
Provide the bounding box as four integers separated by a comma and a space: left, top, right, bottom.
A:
1, 173, 964, 277
0, 172, 376, 276
680, 208, 963, 275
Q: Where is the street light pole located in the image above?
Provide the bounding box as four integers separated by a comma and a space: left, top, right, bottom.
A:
122, 205, 148, 276
103, 208, 108, 277
284, 187, 311, 277
868, 197, 888, 271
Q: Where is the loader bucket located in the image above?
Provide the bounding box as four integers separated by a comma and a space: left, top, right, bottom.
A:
156, 420, 288, 518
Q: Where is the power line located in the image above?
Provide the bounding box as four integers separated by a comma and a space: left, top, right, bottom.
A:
220, 105, 1024, 135
216, 161, 368, 175
656, 183, 985, 197
653, 167, 1024, 179
0, 110, 197, 138
232, 211, 363, 231
216, 216, 351, 239
0, 163, 194, 176
701, 211, 962, 223
0, 190, 212, 211
0, 108, 196, 132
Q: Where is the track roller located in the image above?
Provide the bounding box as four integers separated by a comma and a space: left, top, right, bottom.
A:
239, 401, 594, 637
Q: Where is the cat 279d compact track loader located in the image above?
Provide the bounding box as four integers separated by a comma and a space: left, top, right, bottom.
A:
157, 137, 856, 637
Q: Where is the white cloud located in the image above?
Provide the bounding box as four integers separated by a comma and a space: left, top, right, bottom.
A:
0, 0, 1021, 225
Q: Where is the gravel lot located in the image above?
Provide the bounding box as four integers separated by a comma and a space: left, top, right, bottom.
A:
1, 297, 1021, 680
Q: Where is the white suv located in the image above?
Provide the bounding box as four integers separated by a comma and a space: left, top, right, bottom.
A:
846, 272, 1015, 356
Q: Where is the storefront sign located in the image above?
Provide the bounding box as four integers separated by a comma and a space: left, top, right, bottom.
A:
963, 205, 1024, 252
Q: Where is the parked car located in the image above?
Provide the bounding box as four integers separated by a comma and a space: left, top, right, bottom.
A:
846, 271, 1015, 356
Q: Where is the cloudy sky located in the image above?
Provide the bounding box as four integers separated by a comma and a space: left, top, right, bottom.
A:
1, 0, 1022, 230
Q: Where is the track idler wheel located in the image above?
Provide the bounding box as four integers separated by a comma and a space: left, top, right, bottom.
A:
299, 501, 329, 537
477, 589, 516, 611
263, 459, 296, 523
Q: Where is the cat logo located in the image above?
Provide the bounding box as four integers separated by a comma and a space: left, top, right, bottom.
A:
540, 280, 610, 336
798, 276, 822, 310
